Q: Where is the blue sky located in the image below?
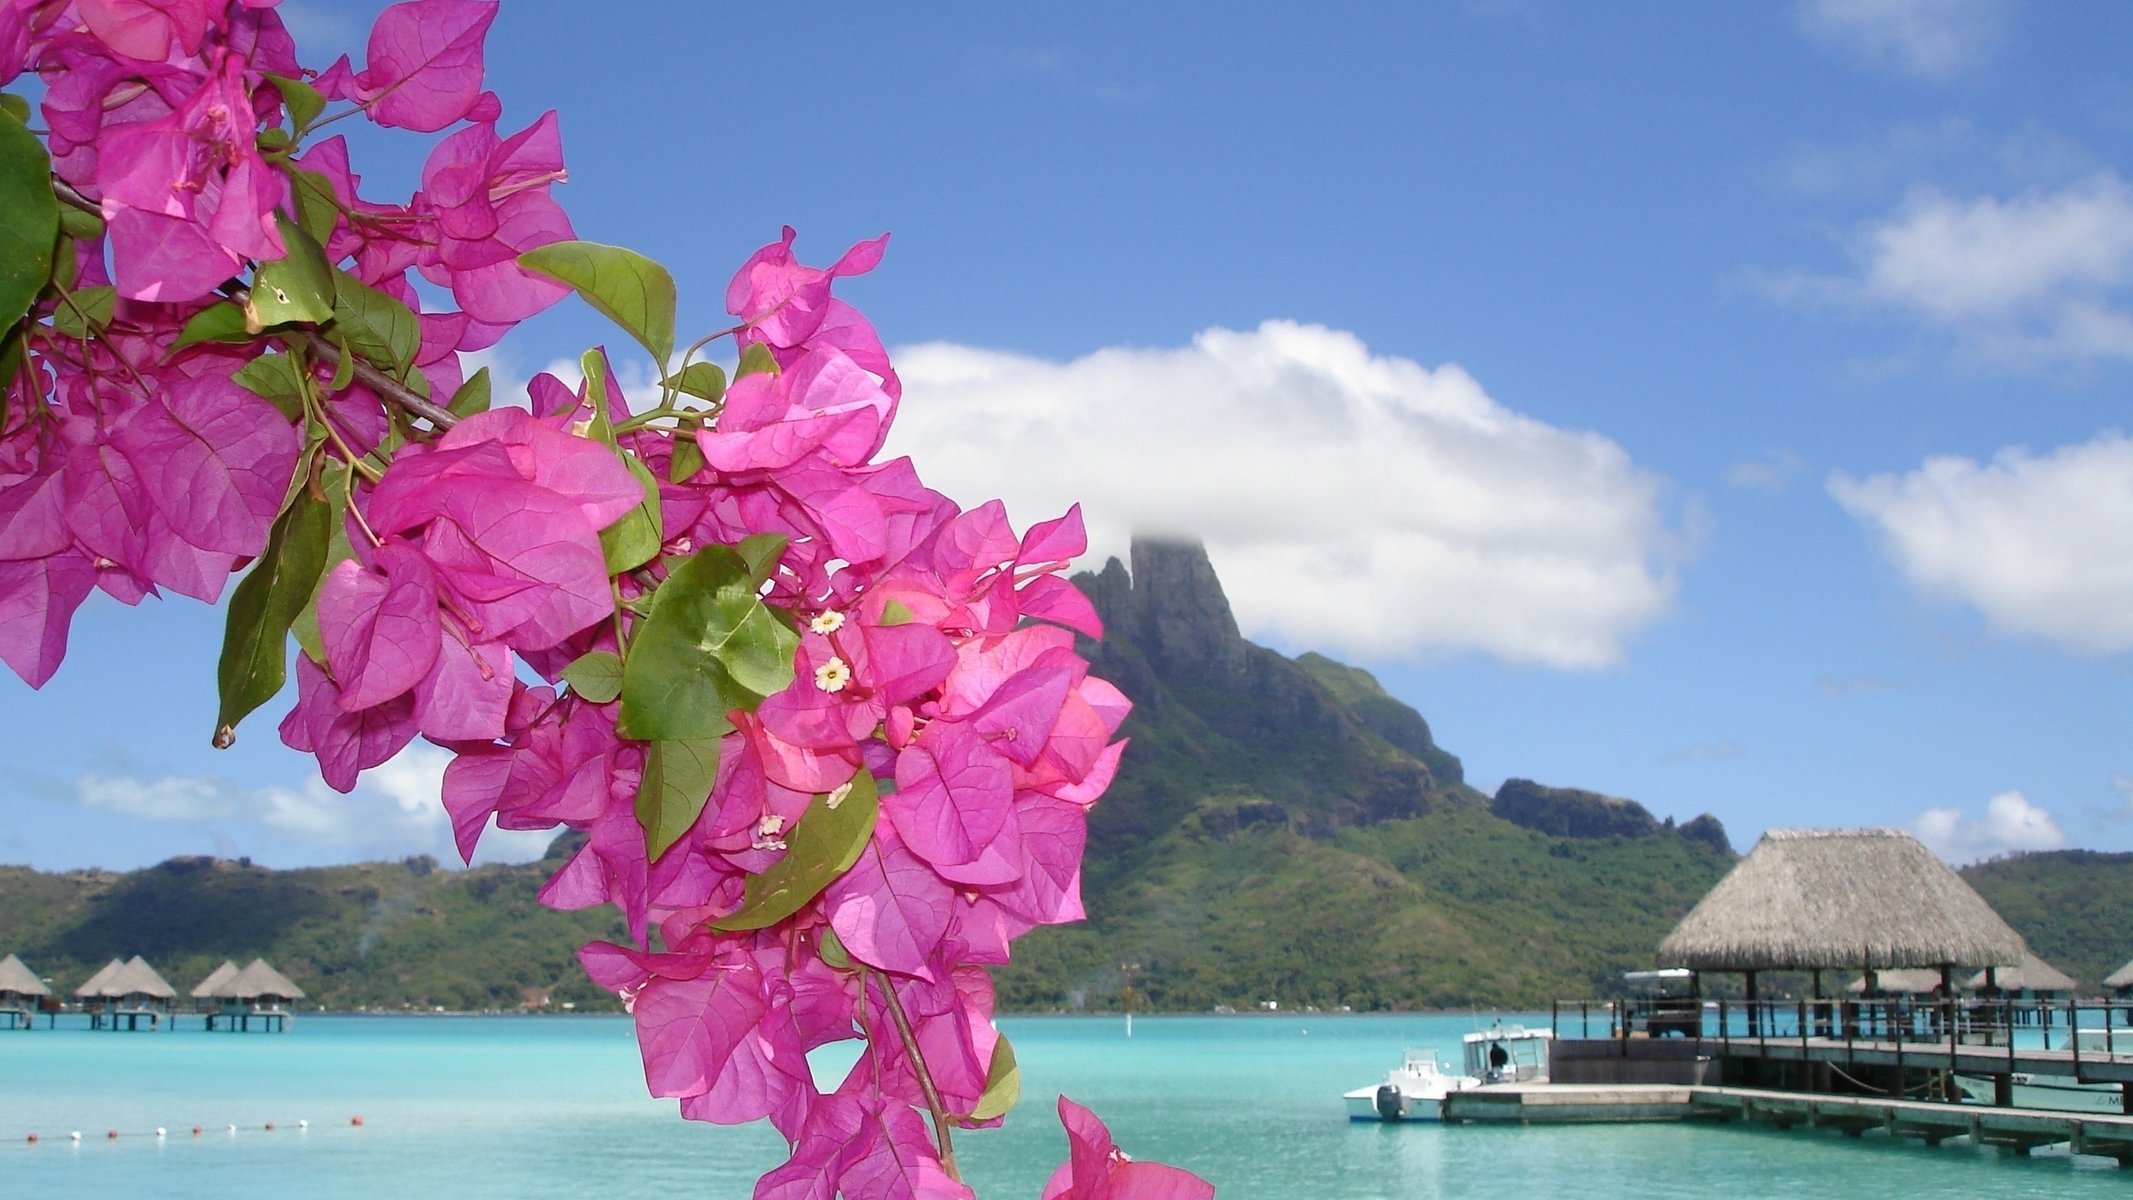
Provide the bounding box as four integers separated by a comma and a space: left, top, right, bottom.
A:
7, 0, 2133, 871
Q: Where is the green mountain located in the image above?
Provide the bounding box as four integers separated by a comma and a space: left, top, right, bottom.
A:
0, 845, 628, 1011
992, 540, 1740, 1011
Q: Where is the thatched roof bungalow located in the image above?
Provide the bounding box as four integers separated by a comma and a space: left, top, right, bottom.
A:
190, 960, 240, 1001
1843, 968, 1946, 996
97, 956, 178, 1004
220, 959, 305, 1006
1658, 828, 2025, 973
73, 957, 125, 998
0, 953, 49, 1029
2105, 958, 2133, 998
0, 953, 49, 1000
1963, 952, 2077, 998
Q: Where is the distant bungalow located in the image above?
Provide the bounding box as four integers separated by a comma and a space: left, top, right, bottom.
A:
0, 953, 51, 1030
200, 958, 305, 1031
77, 955, 178, 1031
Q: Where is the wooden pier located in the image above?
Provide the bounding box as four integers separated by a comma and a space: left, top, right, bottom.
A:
1443, 1081, 2133, 1165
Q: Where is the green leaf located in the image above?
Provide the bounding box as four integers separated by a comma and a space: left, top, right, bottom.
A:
55, 206, 103, 241
0, 94, 26, 124
517, 241, 676, 364
214, 487, 331, 745
234, 352, 309, 422
617, 537, 797, 741
673, 361, 726, 403
291, 460, 354, 665
636, 735, 727, 861
879, 598, 915, 627
667, 430, 705, 483
330, 269, 420, 378
325, 331, 356, 391
0, 326, 24, 427
599, 452, 662, 573
967, 1035, 1021, 1122
173, 300, 252, 350
286, 166, 340, 247
247, 216, 336, 329
818, 927, 854, 971
712, 772, 880, 932
448, 367, 493, 417
562, 650, 625, 704
579, 348, 618, 446
736, 342, 779, 379
0, 108, 59, 333
266, 73, 326, 134
50, 286, 115, 339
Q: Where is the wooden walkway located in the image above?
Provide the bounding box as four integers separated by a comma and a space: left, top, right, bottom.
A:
1708, 1033, 2133, 1086
1442, 1082, 2133, 1165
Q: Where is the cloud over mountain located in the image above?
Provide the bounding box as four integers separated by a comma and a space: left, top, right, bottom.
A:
889, 321, 1681, 668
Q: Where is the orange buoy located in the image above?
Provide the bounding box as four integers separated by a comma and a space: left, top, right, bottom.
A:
350, 1115, 364, 1126
192, 1125, 202, 1136
263, 1122, 275, 1131
25, 1133, 37, 1143
106, 1130, 117, 1139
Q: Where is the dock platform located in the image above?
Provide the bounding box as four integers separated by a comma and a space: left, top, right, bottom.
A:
1443, 1082, 2133, 1165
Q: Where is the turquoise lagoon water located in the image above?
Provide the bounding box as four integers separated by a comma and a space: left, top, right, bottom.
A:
2, 1013, 2124, 1198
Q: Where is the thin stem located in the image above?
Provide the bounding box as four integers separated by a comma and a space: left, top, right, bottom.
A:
875, 971, 961, 1183
301, 331, 460, 430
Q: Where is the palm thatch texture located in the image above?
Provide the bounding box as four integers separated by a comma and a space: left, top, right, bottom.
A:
72, 958, 125, 998
190, 960, 240, 999
0, 953, 49, 997
1657, 828, 2025, 971
1964, 951, 2077, 994
92, 956, 178, 1001
2109, 958, 2133, 994
219, 959, 305, 1002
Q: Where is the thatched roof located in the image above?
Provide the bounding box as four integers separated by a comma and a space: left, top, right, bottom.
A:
89, 956, 177, 1000
1656, 828, 2026, 971
73, 958, 125, 998
2108, 958, 2133, 991
1964, 951, 2077, 994
191, 960, 240, 999
219, 959, 304, 1001
0, 953, 49, 997
1844, 967, 1947, 995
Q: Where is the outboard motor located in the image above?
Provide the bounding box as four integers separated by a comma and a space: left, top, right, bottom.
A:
1373, 1083, 1405, 1121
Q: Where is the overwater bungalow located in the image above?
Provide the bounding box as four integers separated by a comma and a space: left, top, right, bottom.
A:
190, 959, 240, 1009
0, 953, 51, 1029
1843, 968, 1945, 997
1964, 951, 2078, 1000
1654, 828, 2025, 1036
80, 956, 179, 1031
205, 958, 305, 1031
2107, 958, 2133, 1002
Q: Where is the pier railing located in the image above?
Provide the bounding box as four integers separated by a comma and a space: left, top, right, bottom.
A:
1552, 995, 2133, 1064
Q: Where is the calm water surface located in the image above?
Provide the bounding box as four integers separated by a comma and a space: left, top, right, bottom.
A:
1, 1013, 2123, 1198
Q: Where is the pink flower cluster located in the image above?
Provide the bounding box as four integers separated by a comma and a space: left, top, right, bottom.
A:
0, 3, 1211, 1196
0, 0, 571, 685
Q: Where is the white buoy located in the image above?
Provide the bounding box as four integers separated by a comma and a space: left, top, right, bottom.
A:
155, 1127, 166, 1138
297, 1119, 309, 1130
226, 1124, 236, 1134
68, 1131, 80, 1142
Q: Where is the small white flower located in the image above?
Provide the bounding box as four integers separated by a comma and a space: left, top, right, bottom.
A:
814, 657, 852, 693
825, 781, 854, 811
751, 814, 788, 853
809, 609, 846, 635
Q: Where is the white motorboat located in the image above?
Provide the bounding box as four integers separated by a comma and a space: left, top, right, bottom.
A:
1461, 1022, 1554, 1084
1343, 1049, 1481, 1122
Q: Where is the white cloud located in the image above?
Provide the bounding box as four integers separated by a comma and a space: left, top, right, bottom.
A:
1797, 0, 2007, 80
1914, 790, 2067, 863
1727, 449, 1808, 492
888, 321, 1681, 667
72, 745, 556, 866
1769, 173, 2133, 364
1831, 432, 2133, 654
